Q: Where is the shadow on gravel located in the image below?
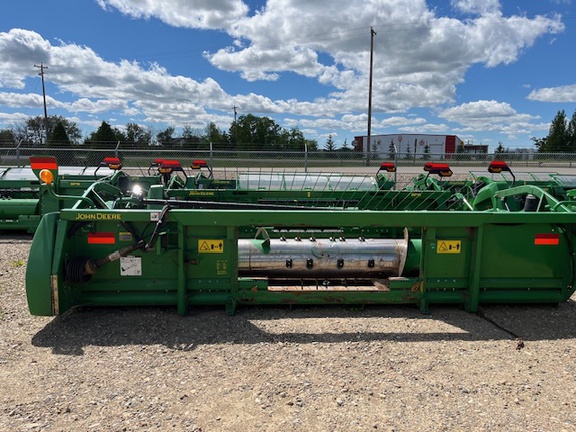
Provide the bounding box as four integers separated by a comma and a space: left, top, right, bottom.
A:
31, 300, 576, 355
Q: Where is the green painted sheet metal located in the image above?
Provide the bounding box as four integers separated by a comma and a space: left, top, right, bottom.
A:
25, 205, 576, 316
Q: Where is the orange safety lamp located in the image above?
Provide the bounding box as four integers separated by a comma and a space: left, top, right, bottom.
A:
428, 163, 453, 177
39, 169, 54, 185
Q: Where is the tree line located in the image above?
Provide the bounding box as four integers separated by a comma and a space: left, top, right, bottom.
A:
0, 114, 323, 152
532, 109, 576, 153
9, 108, 573, 154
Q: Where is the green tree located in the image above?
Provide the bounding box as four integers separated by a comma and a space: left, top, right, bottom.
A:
226, 114, 314, 152
203, 122, 230, 149
404, 143, 412, 160
549, 110, 569, 152
494, 142, 506, 160
423, 144, 430, 160
305, 139, 318, 152
567, 110, 576, 152
536, 110, 569, 153
156, 126, 175, 146
278, 127, 314, 151
340, 139, 351, 151
125, 123, 152, 146
531, 136, 547, 151
324, 134, 336, 151
0, 129, 15, 145
85, 121, 125, 145
13, 115, 82, 145
49, 121, 71, 146
181, 125, 203, 148
232, 114, 283, 151
388, 139, 396, 159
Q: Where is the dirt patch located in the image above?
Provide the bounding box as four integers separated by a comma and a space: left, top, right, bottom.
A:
2, 236, 576, 431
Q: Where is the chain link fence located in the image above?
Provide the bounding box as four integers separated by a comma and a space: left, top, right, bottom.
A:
2, 144, 576, 175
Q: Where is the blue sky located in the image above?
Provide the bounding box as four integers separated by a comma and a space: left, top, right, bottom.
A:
1, 0, 575, 150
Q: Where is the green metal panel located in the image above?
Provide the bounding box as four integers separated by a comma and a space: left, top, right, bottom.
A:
25, 212, 58, 316
21, 164, 576, 317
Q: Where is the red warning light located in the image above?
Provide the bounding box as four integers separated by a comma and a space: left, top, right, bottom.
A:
428, 163, 453, 177
488, 161, 511, 174
534, 233, 559, 246
378, 162, 396, 173
30, 156, 58, 171
423, 162, 435, 172
101, 157, 122, 170
148, 158, 166, 175
191, 159, 208, 169
159, 159, 183, 174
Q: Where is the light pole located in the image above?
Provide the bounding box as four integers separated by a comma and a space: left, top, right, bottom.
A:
34, 63, 49, 143
366, 26, 376, 166
233, 105, 238, 146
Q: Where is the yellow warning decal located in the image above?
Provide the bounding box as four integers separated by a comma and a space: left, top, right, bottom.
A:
437, 240, 461, 254
198, 239, 224, 254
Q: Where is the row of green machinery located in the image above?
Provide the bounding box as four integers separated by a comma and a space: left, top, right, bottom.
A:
17, 156, 576, 316
0, 157, 122, 232
0, 157, 396, 232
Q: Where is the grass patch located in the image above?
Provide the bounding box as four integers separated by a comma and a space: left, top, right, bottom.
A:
10, 259, 25, 268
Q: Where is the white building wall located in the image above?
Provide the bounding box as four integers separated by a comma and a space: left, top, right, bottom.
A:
365, 134, 449, 158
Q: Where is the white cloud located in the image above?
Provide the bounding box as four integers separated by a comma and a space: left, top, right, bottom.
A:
67, 98, 128, 114
0, 92, 47, 108
380, 116, 427, 127
96, 0, 249, 29
95, 0, 564, 116
203, 0, 564, 114
451, 0, 500, 15
528, 85, 576, 103
0, 29, 254, 126
0, 111, 28, 125
0, 29, 51, 88
439, 100, 543, 137
0, 1, 567, 145
206, 46, 323, 82
399, 123, 452, 134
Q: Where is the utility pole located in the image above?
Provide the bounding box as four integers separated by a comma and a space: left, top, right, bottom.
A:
366, 26, 377, 165
233, 105, 238, 145
34, 63, 49, 143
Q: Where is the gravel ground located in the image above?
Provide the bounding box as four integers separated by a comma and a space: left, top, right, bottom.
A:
2, 235, 576, 431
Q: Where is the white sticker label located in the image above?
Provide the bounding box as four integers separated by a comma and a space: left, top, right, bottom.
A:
120, 256, 142, 276
150, 212, 160, 222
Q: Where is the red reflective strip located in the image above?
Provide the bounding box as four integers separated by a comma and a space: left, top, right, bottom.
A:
534, 233, 559, 245
88, 232, 116, 245
30, 156, 58, 170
